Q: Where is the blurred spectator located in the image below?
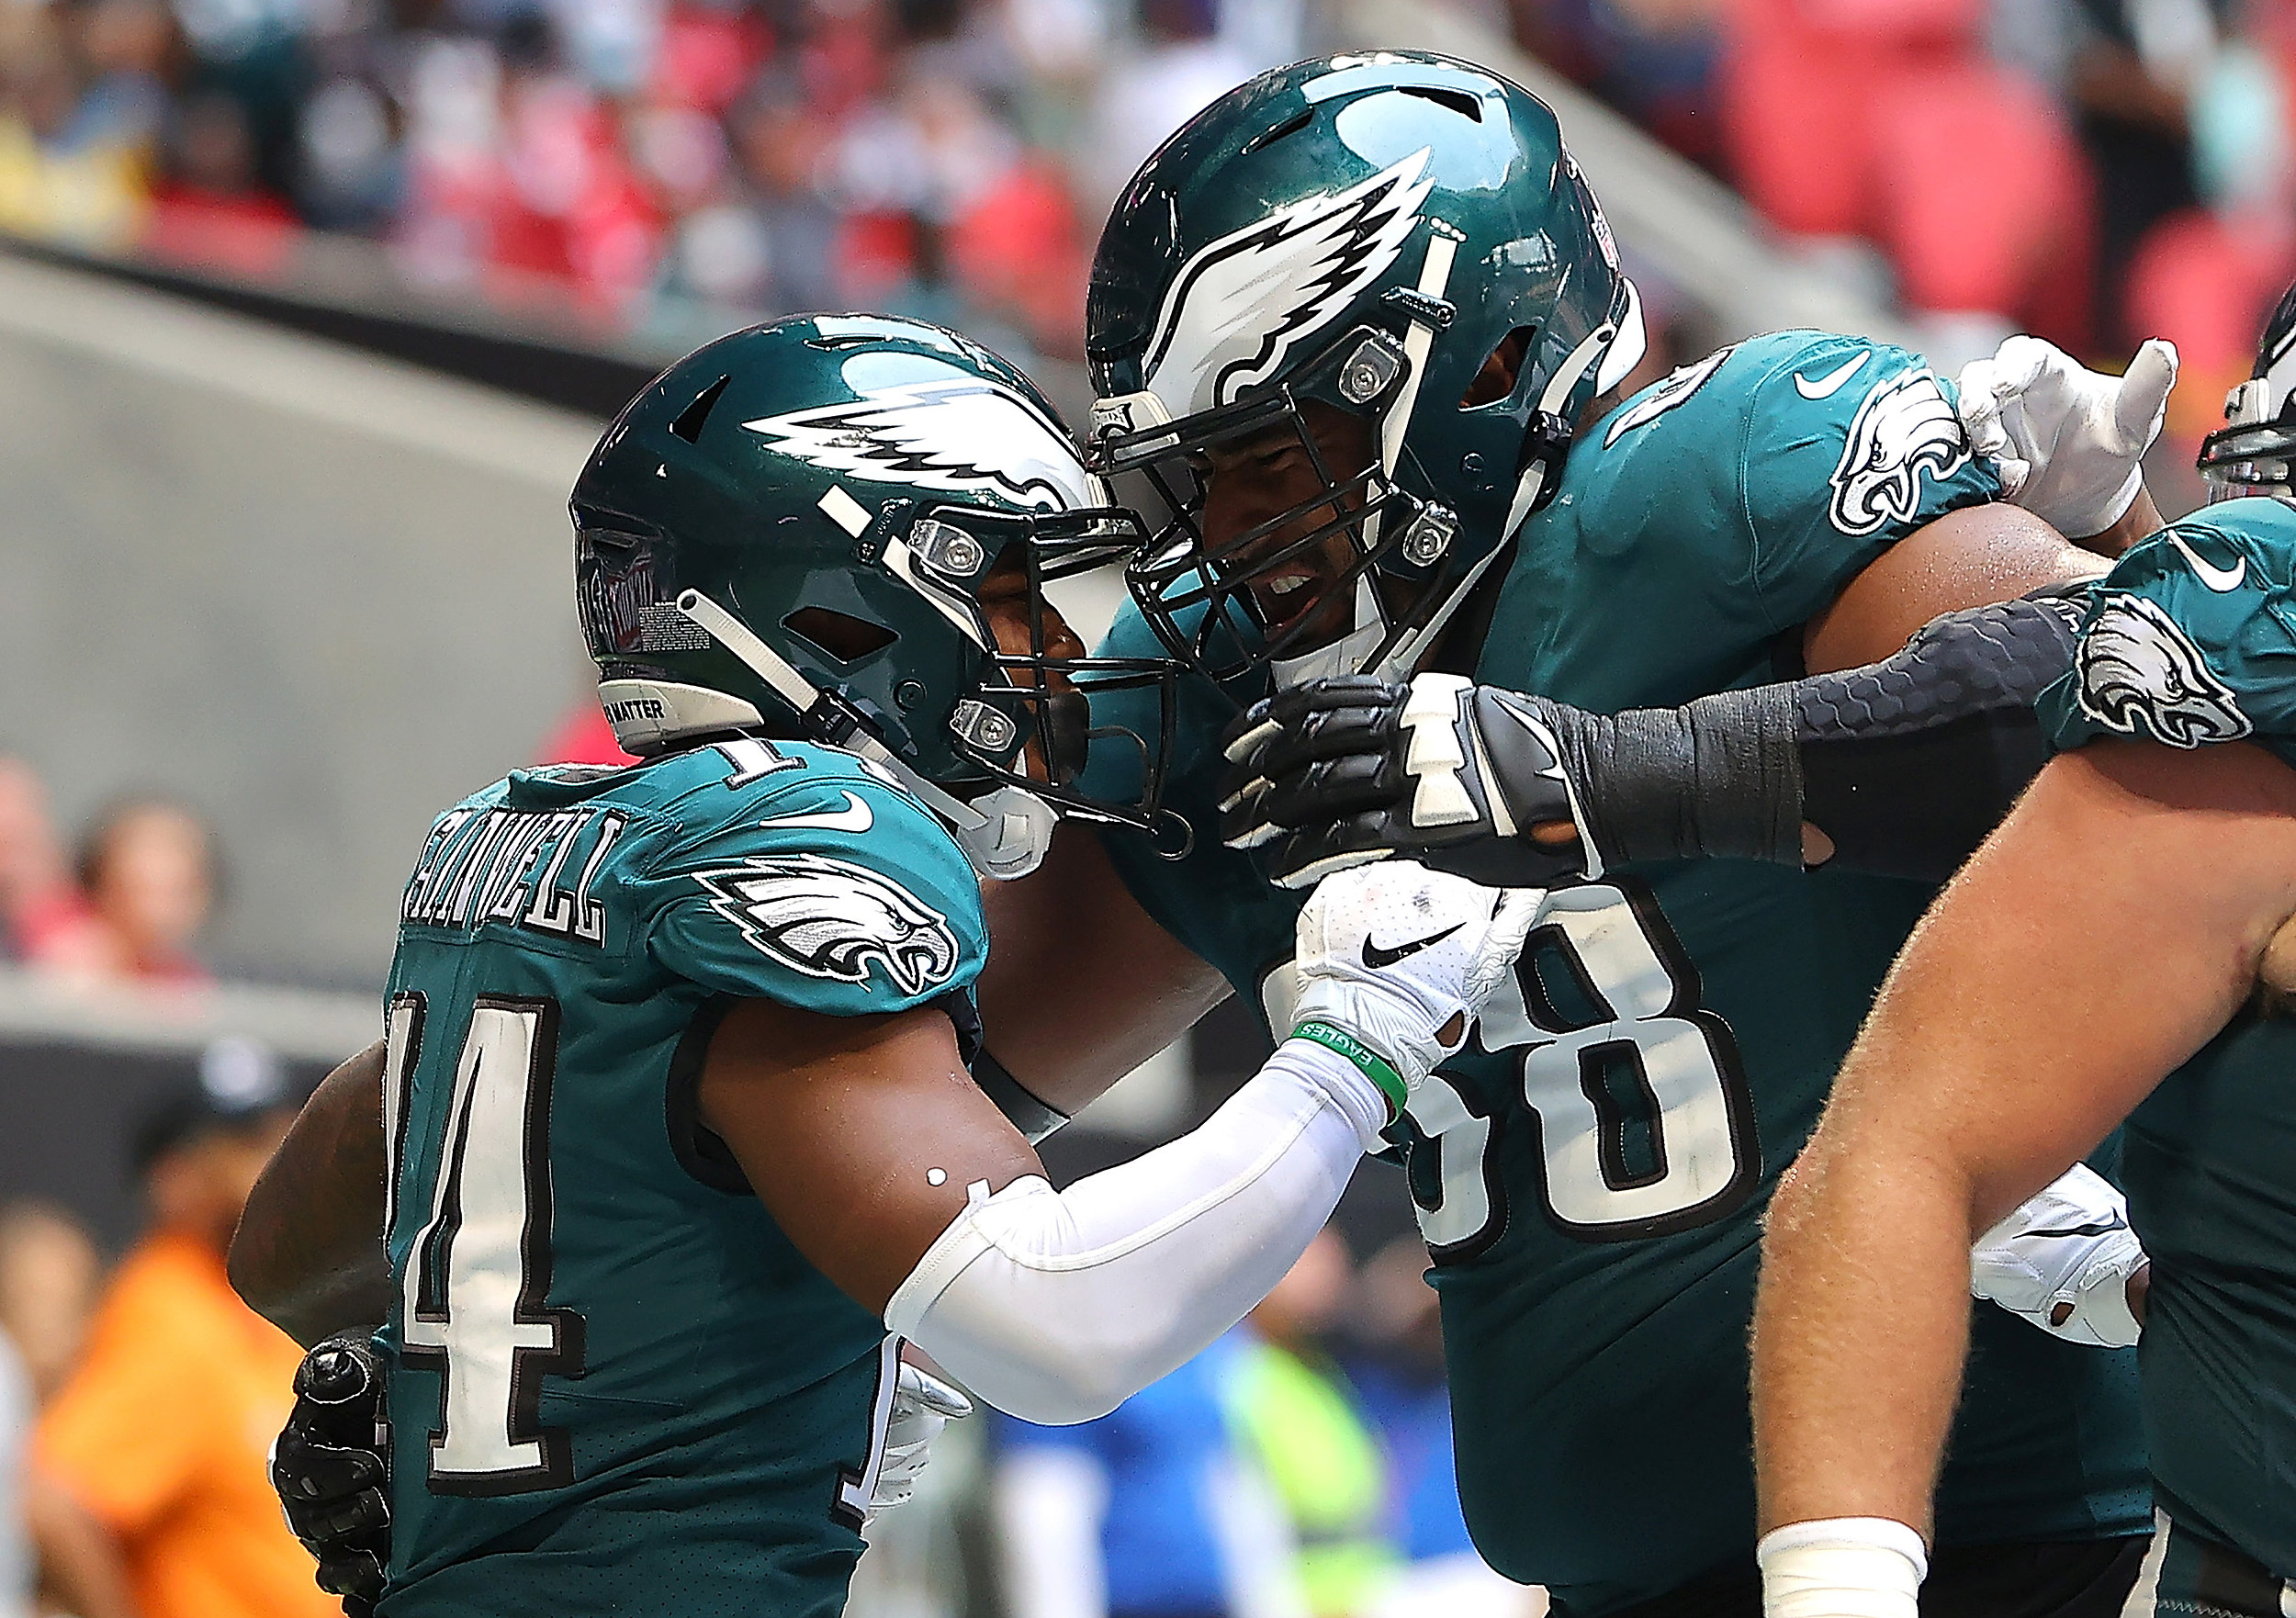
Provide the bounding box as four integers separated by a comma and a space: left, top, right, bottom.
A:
1510, 0, 1724, 166
0, 10, 150, 248
33, 1039, 332, 1618
0, 1204, 100, 1406
996, 1331, 1308, 1618
71, 796, 219, 986
1081, 0, 1270, 210
1230, 1230, 1401, 1618
0, 759, 101, 972
141, 90, 298, 273
1345, 1236, 1543, 1618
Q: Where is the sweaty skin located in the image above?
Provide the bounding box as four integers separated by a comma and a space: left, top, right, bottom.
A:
1752, 737, 2296, 1539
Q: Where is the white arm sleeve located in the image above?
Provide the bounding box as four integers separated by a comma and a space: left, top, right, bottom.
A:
884, 1039, 1388, 1425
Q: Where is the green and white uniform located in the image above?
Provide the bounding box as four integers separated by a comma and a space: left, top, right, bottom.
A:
2042, 498, 2296, 1593
375, 742, 988, 1618
1086, 332, 2151, 1613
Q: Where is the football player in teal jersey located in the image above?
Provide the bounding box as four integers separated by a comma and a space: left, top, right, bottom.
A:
224, 315, 1543, 1618
962, 51, 2181, 1618
1752, 282, 2296, 1618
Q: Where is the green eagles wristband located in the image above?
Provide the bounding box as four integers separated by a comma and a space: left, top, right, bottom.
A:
1289, 1020, 1409, 1119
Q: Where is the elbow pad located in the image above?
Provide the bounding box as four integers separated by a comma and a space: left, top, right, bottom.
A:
1795, 593, 2084, 882
884, 1040, 1380, 1424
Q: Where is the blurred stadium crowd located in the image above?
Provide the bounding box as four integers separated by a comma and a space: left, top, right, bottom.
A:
0, 0, 1315, 360
0, 0, 2289, 387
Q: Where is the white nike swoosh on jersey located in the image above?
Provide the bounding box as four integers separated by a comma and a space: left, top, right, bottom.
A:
2166, 531, 2248, 592
757, 791, 875, 834
1794, 352, 1870, 399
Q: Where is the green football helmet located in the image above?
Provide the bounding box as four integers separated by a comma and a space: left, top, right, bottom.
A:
1085, 51, 1644, 686
2200, 278, 2296, 505
572, 314, 1177, 879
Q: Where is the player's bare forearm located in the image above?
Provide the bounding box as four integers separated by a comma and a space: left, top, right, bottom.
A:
229, 1040, 394, 1347
2078, 485, 2163, 559
1754, 1133, 1975, 1536
974, 825, 1230, 1111
1754, 738, 2296, 1534
1803, 502, 2106, 673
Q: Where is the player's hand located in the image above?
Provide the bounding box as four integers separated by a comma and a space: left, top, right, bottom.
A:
1969, 1163, 2147, 1348
1955, 335, 2177, 540
272, 1333, 391, 1618
869, 1356, 973, 1519
1219, 674, 1602, 891
1289, 862, 1541, 1104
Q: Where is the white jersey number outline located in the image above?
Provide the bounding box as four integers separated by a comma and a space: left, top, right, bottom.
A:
400, 996, 586, 1495
1401, 881, 1761, 1256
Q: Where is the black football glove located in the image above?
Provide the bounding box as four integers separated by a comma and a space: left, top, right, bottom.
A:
273, 1333, 391, 1618
1218, 673, 1600, 890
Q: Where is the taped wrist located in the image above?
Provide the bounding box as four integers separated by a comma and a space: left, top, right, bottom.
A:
1795, 595, 2081, 882
1758, 1519, 1927, 1618
1516, 686, 1804, 867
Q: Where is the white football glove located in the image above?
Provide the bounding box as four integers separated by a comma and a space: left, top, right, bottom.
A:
868, 1356, 974, 1519
1969, 1163, 2147, 1349
1289, 863, 1541, 1109
1955, 335, 2177, 539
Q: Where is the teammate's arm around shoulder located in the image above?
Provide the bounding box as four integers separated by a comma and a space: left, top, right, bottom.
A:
1750, 735, 2296, 1614
700, 862, 1537, 1426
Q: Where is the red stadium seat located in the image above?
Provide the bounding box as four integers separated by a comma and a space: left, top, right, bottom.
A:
1871, 62, 2094, 348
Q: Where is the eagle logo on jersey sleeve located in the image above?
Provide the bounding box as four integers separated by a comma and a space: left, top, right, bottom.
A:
2074, 592, 2253, 747
1828, 370, 1971, 536
692, 853, 962, 995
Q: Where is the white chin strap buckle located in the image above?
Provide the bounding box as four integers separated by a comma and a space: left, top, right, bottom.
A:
952, 786, 1058, 881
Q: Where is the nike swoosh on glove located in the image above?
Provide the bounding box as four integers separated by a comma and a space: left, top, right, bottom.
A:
1220, 673, 1598, 891
272, 1333, 391, 1618
1969, 1163, 2147, 1348
868, 1356, 973, 1519
1289, 862, 1542, 1110
1956, 335, 2176, 539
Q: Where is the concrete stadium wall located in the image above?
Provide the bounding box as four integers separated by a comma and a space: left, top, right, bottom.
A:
0, 254, 602, 989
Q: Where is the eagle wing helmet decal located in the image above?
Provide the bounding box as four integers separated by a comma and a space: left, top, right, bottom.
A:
692, 852, 962, 995
2074, 592, 2253, 748
1829, 370, 1971, 537
742, 376, 1100, 511
1142, 148, 1436, 416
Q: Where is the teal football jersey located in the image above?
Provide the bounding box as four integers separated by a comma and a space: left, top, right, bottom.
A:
1086, 332, 2148, 1613
2043, 498, 2296, 1579
373, 741, 989, 1618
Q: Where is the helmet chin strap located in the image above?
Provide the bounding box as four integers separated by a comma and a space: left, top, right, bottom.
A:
673, 590, 1061, 880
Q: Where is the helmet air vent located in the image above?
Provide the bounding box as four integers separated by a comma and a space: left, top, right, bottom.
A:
782, 607, 898, 666
669, 375, 732, 444
1395, 84, 1481, 121
1461, 329, 1536, 408
1241, 107, 1315, 157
